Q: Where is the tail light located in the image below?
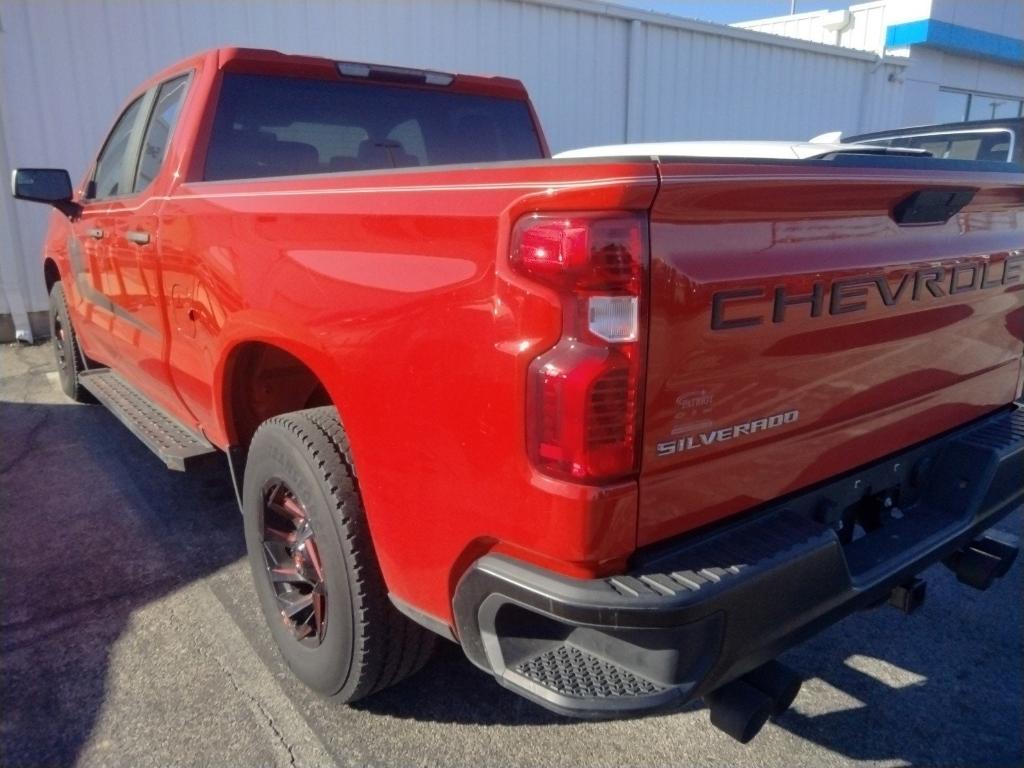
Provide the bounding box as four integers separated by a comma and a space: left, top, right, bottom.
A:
510, 212, 647, 482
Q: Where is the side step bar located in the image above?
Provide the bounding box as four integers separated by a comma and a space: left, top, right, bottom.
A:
79, 369, 218, 471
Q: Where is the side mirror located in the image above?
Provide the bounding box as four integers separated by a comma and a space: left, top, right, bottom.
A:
11, 168, 80, 218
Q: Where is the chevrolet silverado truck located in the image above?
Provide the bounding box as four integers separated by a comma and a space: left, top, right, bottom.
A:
12, 47, 1024, 743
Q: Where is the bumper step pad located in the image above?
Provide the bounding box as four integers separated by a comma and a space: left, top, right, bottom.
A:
79, 369, 217, 471
514, 645, 667, 699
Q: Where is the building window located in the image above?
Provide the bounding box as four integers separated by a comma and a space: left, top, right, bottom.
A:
935, 90, 971, 123
967, 94, 1023, 121
937, 87, 1024, 123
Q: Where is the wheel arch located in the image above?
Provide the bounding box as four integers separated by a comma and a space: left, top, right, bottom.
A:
43, 257, 61, 293
217, 337, 338, 451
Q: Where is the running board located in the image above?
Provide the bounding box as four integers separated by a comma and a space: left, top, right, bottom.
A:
78, 369, 218, 471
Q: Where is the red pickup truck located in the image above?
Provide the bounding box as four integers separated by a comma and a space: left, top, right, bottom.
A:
13, 47, 1023, 743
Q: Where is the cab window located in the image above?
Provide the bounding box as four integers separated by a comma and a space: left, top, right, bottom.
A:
91, 96, 145, 199
133, 75, 190, 193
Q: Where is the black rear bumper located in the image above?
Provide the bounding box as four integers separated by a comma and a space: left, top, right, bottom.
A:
453, 404, 1024, 718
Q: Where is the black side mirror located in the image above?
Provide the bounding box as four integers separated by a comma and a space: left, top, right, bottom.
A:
11, 168, 80, 218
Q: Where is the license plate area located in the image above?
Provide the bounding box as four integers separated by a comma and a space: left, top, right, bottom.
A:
833, 486, 910, 546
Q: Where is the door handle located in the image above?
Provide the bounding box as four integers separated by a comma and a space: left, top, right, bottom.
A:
125, 230, 151, 245
86, 227, 104, 240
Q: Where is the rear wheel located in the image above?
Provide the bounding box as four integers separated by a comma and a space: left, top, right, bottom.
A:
48, 282, 93, 403
242, 406, 436, 701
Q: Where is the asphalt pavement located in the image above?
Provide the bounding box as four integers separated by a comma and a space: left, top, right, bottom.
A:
1, 341, 1021, 768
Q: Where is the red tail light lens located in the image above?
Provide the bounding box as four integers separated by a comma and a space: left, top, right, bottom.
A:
511, 213, 647, 482
512, 216, 644, 293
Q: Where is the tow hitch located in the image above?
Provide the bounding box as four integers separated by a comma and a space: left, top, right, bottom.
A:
888, 576, 927, 614
944, 530, 1019, 590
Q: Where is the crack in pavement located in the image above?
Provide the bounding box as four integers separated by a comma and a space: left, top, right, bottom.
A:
164, 584, 336, 768
0, 410, 52, 476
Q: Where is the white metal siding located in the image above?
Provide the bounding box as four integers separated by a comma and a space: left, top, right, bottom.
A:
735, 2, 890, 54
0, 0, 907, 338
632, 21, 904, 141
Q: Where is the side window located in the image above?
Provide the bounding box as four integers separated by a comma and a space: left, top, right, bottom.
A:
91, 96, 145, 199
945, 138, 983, 161
915, 138, 953, 158
133, 75, 190, 192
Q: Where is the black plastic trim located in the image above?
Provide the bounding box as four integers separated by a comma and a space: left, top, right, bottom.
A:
226, 444, 247, 512
390, 594, 458, 642
891, 187, 976, 224
453, 404, 1024, 718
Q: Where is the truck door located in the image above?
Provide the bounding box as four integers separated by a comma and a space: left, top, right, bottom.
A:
67, 93, 149, 366
71, 75, 192, 418
111, 74, 191, 414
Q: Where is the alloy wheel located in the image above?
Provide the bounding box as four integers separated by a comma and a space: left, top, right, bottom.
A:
260, 480, 328, 646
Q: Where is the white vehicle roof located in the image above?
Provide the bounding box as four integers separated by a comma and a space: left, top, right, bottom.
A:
554, 140, 920, 160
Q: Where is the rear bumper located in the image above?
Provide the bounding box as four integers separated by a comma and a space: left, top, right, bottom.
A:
453, 404, 1024, 718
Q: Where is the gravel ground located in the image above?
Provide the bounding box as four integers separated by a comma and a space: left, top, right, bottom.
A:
1, 341, 1021, 768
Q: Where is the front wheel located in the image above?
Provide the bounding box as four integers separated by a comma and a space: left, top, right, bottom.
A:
48, 282, 93, 403
242, 406, 436, 702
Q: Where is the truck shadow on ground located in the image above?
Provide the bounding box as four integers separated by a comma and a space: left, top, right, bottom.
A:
353, 514, 1021, 765
1, 388, 1020, 767
0, 398, 245, 768
770, 556, 1022, 765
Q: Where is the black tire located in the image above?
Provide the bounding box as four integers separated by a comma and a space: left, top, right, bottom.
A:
242, 406, 436, 702
48, 282, 94, 403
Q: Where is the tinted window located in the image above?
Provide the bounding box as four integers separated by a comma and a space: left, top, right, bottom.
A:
204, 73, 544, 181
913, 138, 955, 157
859, 130, 1014, 162
134, 75, 189, 192
92, 96, 144, 198
893, 131, 1013, 162
944, 138, 984, 160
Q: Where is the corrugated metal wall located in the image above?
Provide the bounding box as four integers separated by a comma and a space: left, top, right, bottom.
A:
0, 0, 907, 339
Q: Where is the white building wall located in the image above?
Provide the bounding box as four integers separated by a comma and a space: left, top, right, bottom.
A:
736, 0, 1024, 130
629, 18, 904, 142
926, 0, 1022, 38
0, 0, 908, 339
898, 47, 1024, 125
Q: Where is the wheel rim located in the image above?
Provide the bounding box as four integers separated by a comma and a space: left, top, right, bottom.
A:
261, 480, 328, 646
53, 316, 68, 371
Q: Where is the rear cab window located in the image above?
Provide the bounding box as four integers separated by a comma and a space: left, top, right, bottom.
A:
133, 75, 190, 192
203, 73, 545, 181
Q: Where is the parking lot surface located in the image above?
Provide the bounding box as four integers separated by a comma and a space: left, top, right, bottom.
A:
1, 341, 1021, 768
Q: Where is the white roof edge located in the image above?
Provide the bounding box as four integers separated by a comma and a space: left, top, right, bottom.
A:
733, 2, 888, 34
516, 0, 908, 66
848, 1, 887, 11
733, 8, 836, 27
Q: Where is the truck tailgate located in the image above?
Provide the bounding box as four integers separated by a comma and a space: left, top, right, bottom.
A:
640, 160, 1024, 545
